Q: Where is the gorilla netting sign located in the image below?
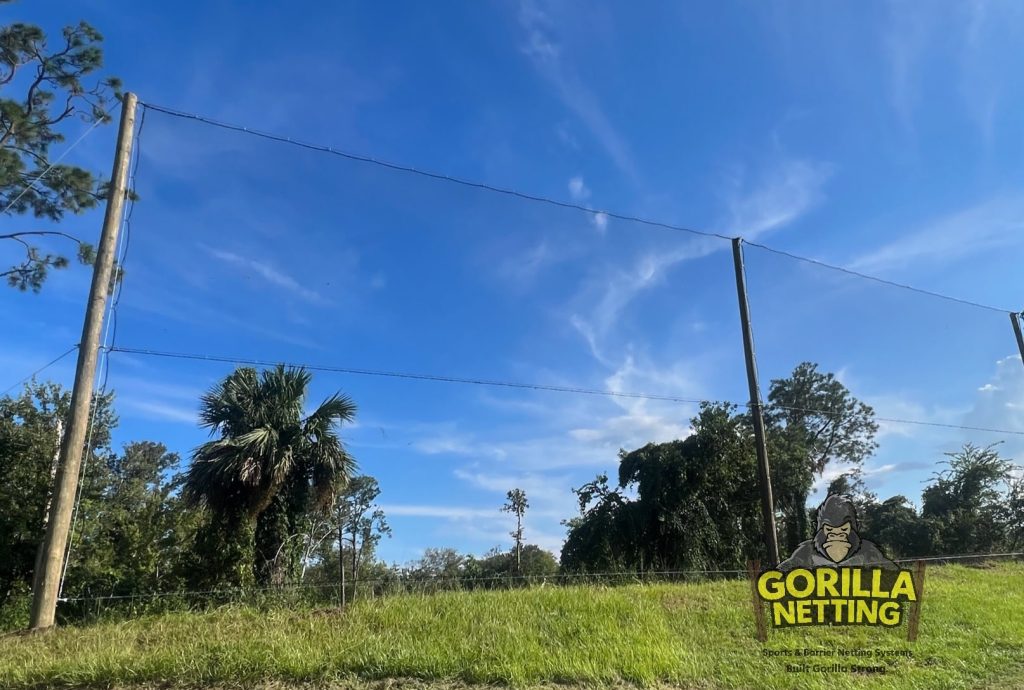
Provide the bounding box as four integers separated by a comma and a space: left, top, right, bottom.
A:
752, 495, 923, 636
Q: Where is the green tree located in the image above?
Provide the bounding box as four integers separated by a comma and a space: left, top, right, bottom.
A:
466, 544, 558, 588
407, 547, 467, 582
0, 380, 115, 607
921, 443, 1016, 555
183, 365, 358, 587
1, 14, 123, 291
764, 362, 879, 552
559, 473, 632, 573
502, 488, 528, 573
61, 441, 189, 603
562, 403, 765, 573
333, 475, 390, 601
861, 496, 928, 560
1005, 470, 1024, 552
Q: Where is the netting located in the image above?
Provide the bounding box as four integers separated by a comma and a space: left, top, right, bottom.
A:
3, 100, 1022, 626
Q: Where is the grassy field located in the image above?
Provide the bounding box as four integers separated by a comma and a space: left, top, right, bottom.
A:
1, 563, 1022, 690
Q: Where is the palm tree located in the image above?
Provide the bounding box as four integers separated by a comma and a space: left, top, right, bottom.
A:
183, 365, 357, 586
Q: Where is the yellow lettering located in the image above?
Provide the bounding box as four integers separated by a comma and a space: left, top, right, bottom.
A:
856, 599, 878, 624
817, 568, 839, 597
796, 599, 813, 624
890, 571, 917, 601
879, 601, 901, 625
773, 601, 796, 626
787, 569, 815, 598
758, 571, 786, 600
871, 569, 887, 598
852, 569, 870, 597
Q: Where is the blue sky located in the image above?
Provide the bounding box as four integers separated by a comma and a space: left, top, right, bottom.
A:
3, 1, 1024, 566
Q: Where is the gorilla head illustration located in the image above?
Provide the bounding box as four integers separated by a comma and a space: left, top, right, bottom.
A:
814, 494, 861, 563
776, 493, 898, 571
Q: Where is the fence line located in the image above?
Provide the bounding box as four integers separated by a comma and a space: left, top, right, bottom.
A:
0, 551, 1011, 605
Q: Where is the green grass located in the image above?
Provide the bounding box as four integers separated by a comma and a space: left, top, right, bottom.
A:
1, 564, 1022, 689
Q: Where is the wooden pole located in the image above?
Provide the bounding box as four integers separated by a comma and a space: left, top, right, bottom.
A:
29, 93, 138, 631
747, 560, 767, 642
30, 420, 64, 593
732, 238, 780, 567
1010, 312, 1024, 369
907, 560, 926, 642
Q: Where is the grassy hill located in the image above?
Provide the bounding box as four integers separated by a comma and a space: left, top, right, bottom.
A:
1, 563, 1022, 689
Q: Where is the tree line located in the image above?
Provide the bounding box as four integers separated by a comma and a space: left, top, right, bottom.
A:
3, 360, 1022, 628
560, 364, 1024, 573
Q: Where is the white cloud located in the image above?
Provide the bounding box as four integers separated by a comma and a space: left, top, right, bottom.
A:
114, 376, 206, 426
570, 155, 830, 343
882, 3, 932, 130
499, 240, 553, 285
590, 211, 608, 234
122, 283, 328, 351
882, 2, 1024, 140
962, 354, 1024, 460
411, 434, 508, 460
849, 195, 1024, 275
200, 244, 326, 304
568, 176, 590, 201
454, 468, 572, 512
721, 158, 833, 239
379, 504, 505, 520
380, 500, 565, 556
517, 1, 639, 181
120, 399, 198, 425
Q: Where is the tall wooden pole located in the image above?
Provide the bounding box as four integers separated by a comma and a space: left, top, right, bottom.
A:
1011, 312, 1024, 370
29, 93, 138, 631
731, 238, 780, 568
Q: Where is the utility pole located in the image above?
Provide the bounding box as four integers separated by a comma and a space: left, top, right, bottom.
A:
29, 92, 138, 631
31, 420, 64, 586
1011, 312, 1024, 370
731, 238, 780, 568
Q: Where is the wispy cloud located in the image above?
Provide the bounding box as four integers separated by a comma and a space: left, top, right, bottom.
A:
412, 434, 508, 460
122, 283, 328, 351
849, 195, 1024, 274
721, 158, 833, 238
115, 376, 205, 426
882, 2, 932, 131
498, 240, 554, 286
454, 468, 572, 512
567, 176, 590, 201
380, 501, 565, 555
571, 155, 830, 341
882, 1, 1023, 141
380, 504, 507, 520
119, 399, 198, 425
200, 244, 327, 305
517, 1, 639, 181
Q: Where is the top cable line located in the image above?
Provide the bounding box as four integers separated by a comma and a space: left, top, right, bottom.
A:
139, 102, 728, 243
139, 100, 1013, 316
742, 240, 1013, 314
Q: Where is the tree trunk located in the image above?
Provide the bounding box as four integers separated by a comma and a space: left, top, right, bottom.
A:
254, 493, 290, 587
515, 514, 523, 573
339, 518, 346, 608
351, 531, 358, 602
